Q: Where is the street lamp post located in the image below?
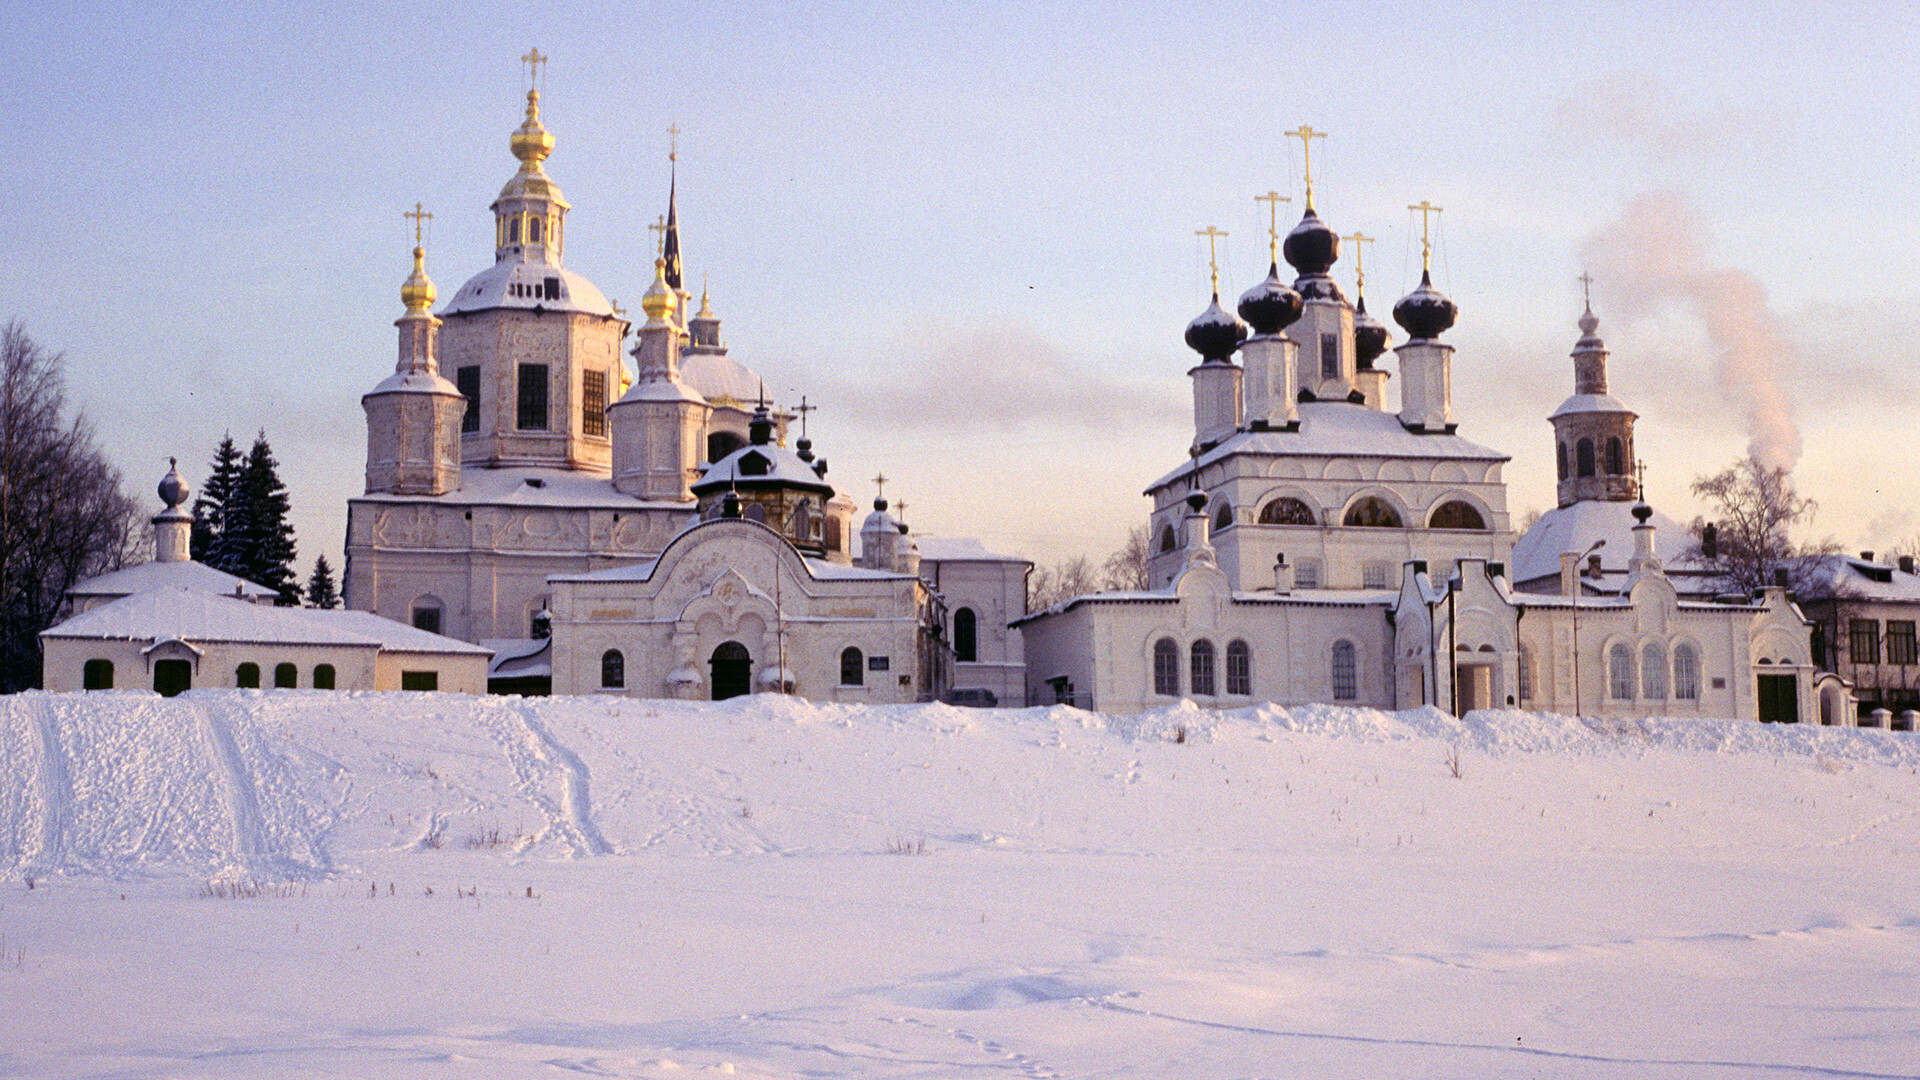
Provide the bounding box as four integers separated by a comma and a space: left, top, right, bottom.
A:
1571, 539, 1605, 720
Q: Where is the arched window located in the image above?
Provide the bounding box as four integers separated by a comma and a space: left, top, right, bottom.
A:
236, 662, 261, 689
1428, 500, 1487, 530
1158, 524, 1177, 553
506, 217, 520, 244
1190, 639, 1216, 696
1608, 643, 1634, 700
1226, 640, 1251, 695
707, 431, 745, 463
1673, 643, 1700, 701
1517, 644, 1533, 702
312, 664, 336, 690
841, 647, 864, 686
1557, 442, 1568, 481
1153, 638, 1179, 696
1343, 497, 1402, 528
1607, 436, 1625, 475
1332, 640, 1358, 700
1642, 642, 1667, 700
601, 650, 625, 689
1577, 438, 1596, 478
954, 607, 978, 663
82, 658, 114, 690
791, 500, 814, 541
1214, 504, 1233, 532
824, 515, 842, 551
274, 663, 298, 689
1259, 497, 1316, 525
528, 216, 542, 243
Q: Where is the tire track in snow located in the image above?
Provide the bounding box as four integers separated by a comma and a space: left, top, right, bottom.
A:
24, 695, 73, 875
477, 703, 613, 856
1090, 997, 1920, 1078
193, 698, 269, 874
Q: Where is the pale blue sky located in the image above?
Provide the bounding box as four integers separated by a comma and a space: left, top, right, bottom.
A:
10, 0, 1920, 572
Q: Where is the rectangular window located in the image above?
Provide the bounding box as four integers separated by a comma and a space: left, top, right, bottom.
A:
518, 364, 549, 430
1850, 619, 1881, 665
868, 655, 890, 672
1331, 642, 1357, 701
1320, 332, 1338, 379
1225, 642, 1250, 696
544, 276, 561, 301
1295, 559, 1321, 588
400, 671, 439, 692
412, 607, 440, 634
457, 366, 480, 433
1362, 561, 1392, 589
1889, 621, 1917, 665
582, 369, 607, 437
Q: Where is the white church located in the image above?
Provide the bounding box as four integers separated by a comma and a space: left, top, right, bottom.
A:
1016, 165, 1837, 725
344, 66, 1028, 704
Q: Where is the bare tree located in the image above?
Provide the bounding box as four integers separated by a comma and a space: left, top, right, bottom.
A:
1687, 454, 1826, 596
1, 323, 142, 691
1029, 526, 1153, 610
1100, 525, 1151, 591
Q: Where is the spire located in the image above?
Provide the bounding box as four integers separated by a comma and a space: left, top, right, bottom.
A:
663, 124, 683, 292
492, 50, 570, 266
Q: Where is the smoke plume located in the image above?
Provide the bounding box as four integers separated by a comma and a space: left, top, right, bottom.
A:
1582, 191, 1801, 472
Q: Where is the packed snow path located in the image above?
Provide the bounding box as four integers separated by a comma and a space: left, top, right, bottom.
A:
2, 690, 1918, 1078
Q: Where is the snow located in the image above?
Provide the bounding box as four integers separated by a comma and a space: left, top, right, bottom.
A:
1152, 401, 1510, 491
1511, 501, 1706, 590
64, 559, 276, 604
3, 690, 1918, 1078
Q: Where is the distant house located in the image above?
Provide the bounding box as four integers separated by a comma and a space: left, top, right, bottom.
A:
40, 462, 489, 696
1794, 552, 1920, 728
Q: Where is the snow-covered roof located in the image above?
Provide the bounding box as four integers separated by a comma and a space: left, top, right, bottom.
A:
916, 537, 1030, 565
1793, 554, 1920, 603
1548, 392, 1636, 419
44, 587, 489, 653
440, 259, 616, 318
366, 369, 460, 397
681, 352, 767, 406
1013, 585, 1396, 625
351, 465, 691, 511
549, 518, 910, 586
1150, 400, 1507, 491
68, 559, 276, 603
485, 636, 551, 679
694, 442, 833, 497
1510, 501, 1703, 589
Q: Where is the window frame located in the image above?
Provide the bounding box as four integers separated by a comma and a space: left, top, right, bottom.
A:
1190, 639, 1216, 696
1225, 640, 1251, 696
1152, 638, 1179, 696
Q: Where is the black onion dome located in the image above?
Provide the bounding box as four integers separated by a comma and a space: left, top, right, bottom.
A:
1353, 296, 1390, 369
1392, 269, 1458, 340
1295, 275, 1347, 303
1184, 293, 1248, 361
1237, 262, 1303, 335
1282, 208, 1340, 277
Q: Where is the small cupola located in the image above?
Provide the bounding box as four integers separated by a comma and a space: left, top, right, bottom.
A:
1185, 294, 1247, 362
1393, 269, 1457, 341
1238, 263, 1304, 336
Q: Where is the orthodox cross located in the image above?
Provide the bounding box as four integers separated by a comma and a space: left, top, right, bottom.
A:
648, 214, 668, 258
1635, 458, 1648, 495
792, 395, 817, 439
610, 300, 626, 318
521, 47, 546, 90
1578, 270, 1595, 310
1407, 200, 1443, 272
1285, 125, 1327, 210
894, 498, 909, 522
1343, 231, 1375, 296
872, 472, 888, 504
668, 122, 681, 164
1194, 225, 1227, 295
1255, 190, 1291, 260
405, 203, 432, 247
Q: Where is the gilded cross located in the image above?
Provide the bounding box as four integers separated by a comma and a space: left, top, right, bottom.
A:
1407, 200, 1443, 272
1194, 225, 1228, 295
405, 203, 432, 247
668, 122, 680, 163
1255, 190, 1291, 259
1285, 125, 1327, 209
521, 48, 547, 89
648, 214, 668, 258
610, 300, 627, 318
1343, 231, 1374, 295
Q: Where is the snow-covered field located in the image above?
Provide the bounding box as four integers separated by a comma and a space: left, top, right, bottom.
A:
2, 690, 1918, 1079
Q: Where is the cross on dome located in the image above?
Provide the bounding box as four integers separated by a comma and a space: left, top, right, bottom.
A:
1343, 231, 1374, 295
521, 47, 547, 90
1255, 191, 1290, 260
1194, 225, 1228, 296
1285, 125, 1327, 210
1408, 200, 1443, 272
793, 395, 817, 439
405, 203, 432, 247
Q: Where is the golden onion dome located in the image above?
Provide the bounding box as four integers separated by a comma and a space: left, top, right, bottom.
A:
401, 246, 436, 314
510, 89, 555, 167
640, 257, 675, 322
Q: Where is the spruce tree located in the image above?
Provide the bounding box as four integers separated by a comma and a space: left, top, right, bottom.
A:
230, 432, 299, 605
305, 554, 340, 609
192, 433, 242, 564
